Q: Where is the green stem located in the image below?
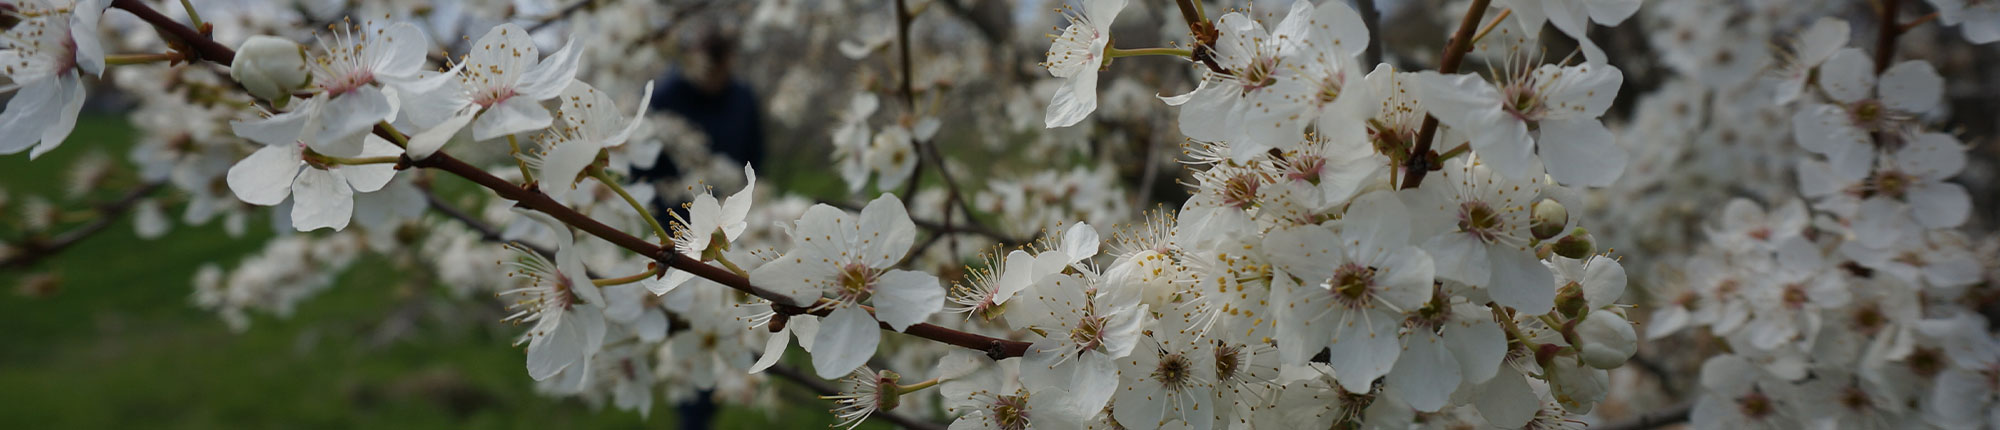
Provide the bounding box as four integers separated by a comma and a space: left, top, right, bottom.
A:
590, 167, 672, 245
592, 267, 660, 287
507, 135, 535, 183
377, 121, 409, 147
715, 254, 750, 278
1435, 143, 1472, 164
321, 155, 401, 166
104, 53, 181, 65
896, 377, 942, 395
1107, 47, 1193, 58
178, 0, 204, 29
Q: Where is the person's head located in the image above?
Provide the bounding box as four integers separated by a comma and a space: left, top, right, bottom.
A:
695, 28, 734, 95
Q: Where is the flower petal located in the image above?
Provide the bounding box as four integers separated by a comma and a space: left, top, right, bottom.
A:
872, 269, 944, 331
811, 305, 881, 379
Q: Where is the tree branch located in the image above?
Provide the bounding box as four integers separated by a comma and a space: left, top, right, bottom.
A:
1597, 402, 1692, 430
1, 180, 167, 270
109, 0, 1035, 360
1398, 0, 1492, 190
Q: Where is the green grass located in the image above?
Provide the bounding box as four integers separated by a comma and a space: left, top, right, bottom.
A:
0, 116, 868, 429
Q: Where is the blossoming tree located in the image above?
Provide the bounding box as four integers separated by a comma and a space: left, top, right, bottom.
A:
3, 0, 1999, 429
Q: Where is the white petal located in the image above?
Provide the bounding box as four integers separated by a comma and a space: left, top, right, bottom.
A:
1045, 70, 1099, 128
811, 305, 881, 379
517, 39, 583, 100
539, 139, 600, 201
225, 144, 303, 206
473, 96, 555, 141
1474, 367, 1538, 428
1908, 182, 1970, 229
1537, 118, 1624, 187
748, 255, 838, 307
369, 22, 432, 78
310, 86, 394, 157
1581, 255, 1627, 306
749, 326, 790, 374
1487, 245, 1555, 314
856, 194, 917, 268
290, 168, 353, 231
1445, 313, 1507, 384
30, 75, 86, 159
1879, 60, 1943, 113
1386, 331, 1461, 412
1415, 72, 1504, 132
872, 270, 944, 331
1327, 308, 1402, 393
406, 107, 475, 159
1817, 48, 1876, 103
1423, 233, 1491, 285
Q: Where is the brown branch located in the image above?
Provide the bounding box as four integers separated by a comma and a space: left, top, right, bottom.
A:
1399, 0, 1492, 190
109, 0, 1035, 360
1, 181, 167, 270
1597, 402, 1692, 430
1874, 0, 1904, 74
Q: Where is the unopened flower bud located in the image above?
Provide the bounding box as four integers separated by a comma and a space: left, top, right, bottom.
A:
1552, 228, 1594, 259
231, 36, 312, 104
1576, 310, 1637, 369
1531, 199, 1568, 240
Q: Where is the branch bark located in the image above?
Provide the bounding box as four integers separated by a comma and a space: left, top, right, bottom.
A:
1399, 0, 1492, 190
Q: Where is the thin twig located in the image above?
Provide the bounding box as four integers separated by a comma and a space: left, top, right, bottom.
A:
1596, 402, 1692, 430
1, 181, 167, 270
1399, 0, 1493, 190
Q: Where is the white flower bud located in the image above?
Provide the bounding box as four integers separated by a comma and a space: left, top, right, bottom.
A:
230, 36, 312, 103
1576, 310, 1637, 369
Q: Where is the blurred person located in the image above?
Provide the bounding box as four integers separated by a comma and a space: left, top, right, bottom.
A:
639, 27, 766, 182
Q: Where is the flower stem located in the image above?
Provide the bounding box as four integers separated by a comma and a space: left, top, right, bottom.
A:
1107, 47, 1193, 58
506, 134, 535, 183
896, 377, 942, 395
1435, 142, 1472, 164
590, 167, 673, 245
104, 53, 182, 65
1900, 11, 1940, 33
714, 254, 750, 278
178, 0, 205, 29
592, 267, 660, 287
321, 155, 402, 166
1470, 8, 1513, 46
376, 121, 409, 147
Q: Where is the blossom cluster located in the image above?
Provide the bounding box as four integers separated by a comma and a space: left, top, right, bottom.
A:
3, 0, 1999, 429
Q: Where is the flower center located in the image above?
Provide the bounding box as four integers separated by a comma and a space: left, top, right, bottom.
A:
1780, 283, 1809, 309
1154, 352, 1195, 391
1332, 263, 1376, 304
1736, 390, 1775, 419
836, 262, 879, 303
1458, 201, 1505, 242
1222, 173, 1261, 209
1837, 385, 1873, 412
1069, 314, 1108, 352
991, 393, 1031, 430
1869, 170, 1914, 199
1213, 341, 1244, 381
1287, 155, 1325, 185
